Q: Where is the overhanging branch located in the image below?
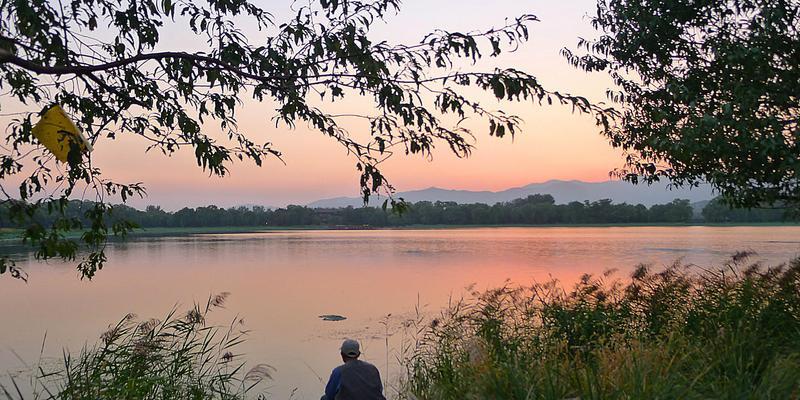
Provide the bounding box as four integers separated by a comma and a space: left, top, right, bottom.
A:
0, 49, 256, 77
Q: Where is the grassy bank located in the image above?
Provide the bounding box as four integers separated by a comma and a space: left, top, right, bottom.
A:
400, 254, 800, 399
114, 222, 800, 232
0, 228, 20, 241
0, 226, 319, 242
1, 295, 270, 400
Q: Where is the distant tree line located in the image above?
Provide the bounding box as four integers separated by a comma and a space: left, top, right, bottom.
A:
701, 198, 791, 223
1, 194, 792, 230
320, 196, 697, 226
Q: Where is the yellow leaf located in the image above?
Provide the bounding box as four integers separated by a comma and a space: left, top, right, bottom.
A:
31, 105, 92, 162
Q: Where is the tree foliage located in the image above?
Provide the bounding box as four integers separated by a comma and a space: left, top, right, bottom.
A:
564, 0, 800, 210
0, 0, 608, 278
701, 197, 789, 222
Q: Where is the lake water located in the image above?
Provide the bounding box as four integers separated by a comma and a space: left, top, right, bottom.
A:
2, 226, 800, 398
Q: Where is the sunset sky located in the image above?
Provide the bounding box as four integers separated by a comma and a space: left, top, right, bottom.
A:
14, 0, 629, 209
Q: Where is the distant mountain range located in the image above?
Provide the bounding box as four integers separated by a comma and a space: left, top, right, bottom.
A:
307, 180, 715, 208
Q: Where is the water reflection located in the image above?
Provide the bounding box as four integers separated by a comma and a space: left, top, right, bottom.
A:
2, 226, 799, 398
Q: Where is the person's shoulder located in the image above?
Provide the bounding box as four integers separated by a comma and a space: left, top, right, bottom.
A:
356, 359, 379, 371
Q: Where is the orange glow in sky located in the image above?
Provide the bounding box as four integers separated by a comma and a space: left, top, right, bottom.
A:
12, 0, 628, 209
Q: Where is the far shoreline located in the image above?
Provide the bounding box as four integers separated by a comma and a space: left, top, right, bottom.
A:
134, 221, 800, 234
2, 222, 799, 243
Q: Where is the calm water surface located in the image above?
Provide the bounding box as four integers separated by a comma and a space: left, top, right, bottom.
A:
2, 226, 800, 398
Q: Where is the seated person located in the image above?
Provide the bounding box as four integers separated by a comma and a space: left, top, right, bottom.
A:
321, 339, 386, 400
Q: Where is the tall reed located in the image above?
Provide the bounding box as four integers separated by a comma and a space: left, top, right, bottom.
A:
401, 253, 800, 399
2, 293, 272, 400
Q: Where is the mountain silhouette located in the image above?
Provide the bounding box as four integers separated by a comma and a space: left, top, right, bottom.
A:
307, 180, 714, 208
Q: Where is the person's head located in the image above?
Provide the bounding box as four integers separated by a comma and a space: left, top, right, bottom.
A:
340, 339, 360, 362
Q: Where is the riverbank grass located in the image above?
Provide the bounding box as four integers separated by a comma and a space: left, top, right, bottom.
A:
401, 253, 800, 399
1, 294, 271, 400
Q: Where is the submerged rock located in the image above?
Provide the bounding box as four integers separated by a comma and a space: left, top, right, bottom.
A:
319, 314, 347, 321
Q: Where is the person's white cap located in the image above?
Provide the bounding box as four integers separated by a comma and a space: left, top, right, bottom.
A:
340, 339, 361, 357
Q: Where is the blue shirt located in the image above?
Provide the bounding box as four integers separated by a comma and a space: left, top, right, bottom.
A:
323, 360, 385, 400
324, 365, 343, 400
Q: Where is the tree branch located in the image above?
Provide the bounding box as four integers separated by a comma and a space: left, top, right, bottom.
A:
0, 49, 268, 78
